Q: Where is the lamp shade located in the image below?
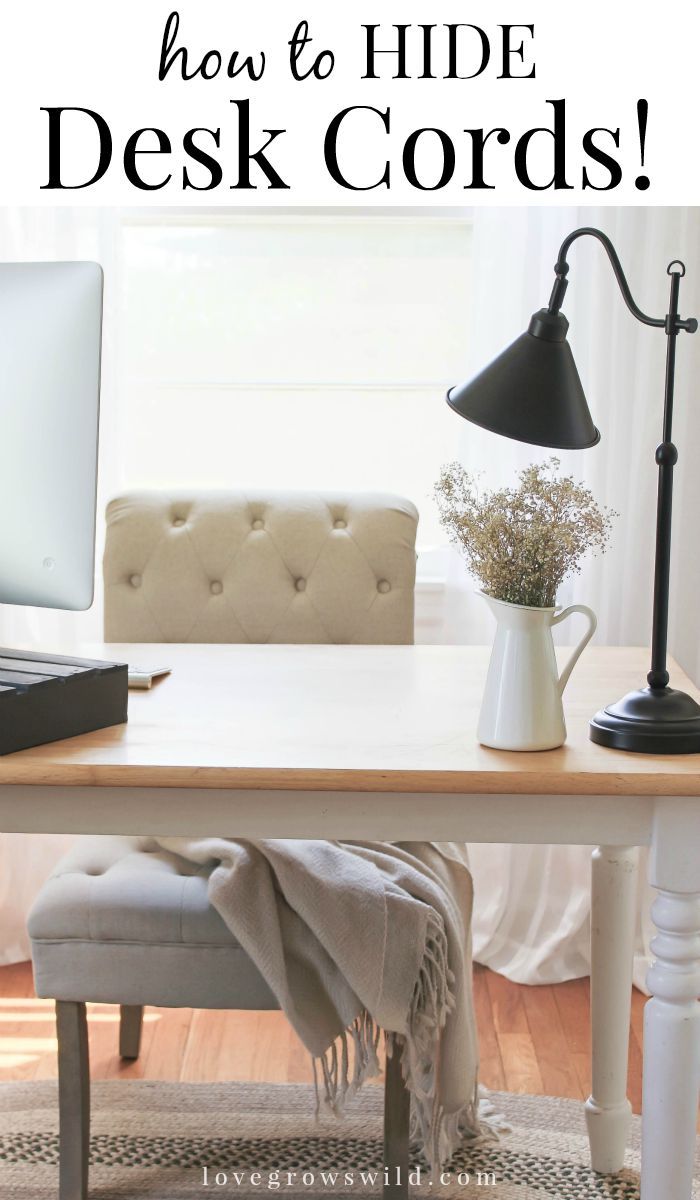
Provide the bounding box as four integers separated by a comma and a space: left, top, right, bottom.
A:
446, 309, 600, 450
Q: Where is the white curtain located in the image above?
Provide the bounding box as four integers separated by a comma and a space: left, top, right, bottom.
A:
462, 206, 700, 991
0, 208, 123, 963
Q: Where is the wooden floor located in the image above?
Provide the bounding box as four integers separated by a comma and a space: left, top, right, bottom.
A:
0, 961, 647, 1112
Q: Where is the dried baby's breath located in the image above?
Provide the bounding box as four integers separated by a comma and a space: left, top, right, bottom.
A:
435, 458, 615, 608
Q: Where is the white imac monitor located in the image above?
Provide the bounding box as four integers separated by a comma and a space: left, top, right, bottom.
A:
0, 261, 103, 611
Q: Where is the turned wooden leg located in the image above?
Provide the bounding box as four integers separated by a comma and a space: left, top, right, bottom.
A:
119, 1005, 144, 1060
641, 798, 700, 1200
585, 845, 638, 1173
641, 890, 700, 1199
56, 1000, 90, 1200
384, 1039, 410, 1200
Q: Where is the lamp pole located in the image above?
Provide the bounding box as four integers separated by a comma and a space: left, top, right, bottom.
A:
544, 228, 699, 752
649, 262, 683, 692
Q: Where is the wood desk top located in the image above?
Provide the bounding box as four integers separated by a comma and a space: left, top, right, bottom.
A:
0, 644, 698, 796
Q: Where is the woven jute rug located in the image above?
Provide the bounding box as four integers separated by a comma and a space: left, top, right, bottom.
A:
0, 1080, 698, 1199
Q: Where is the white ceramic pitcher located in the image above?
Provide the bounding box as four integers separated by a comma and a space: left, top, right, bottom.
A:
477, 590, 597, 751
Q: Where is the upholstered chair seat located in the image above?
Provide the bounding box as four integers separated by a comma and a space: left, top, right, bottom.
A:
29, 490, 419, 1200
29, 836, 277, 1011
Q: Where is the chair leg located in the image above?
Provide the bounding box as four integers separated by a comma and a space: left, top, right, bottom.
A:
119, 1005, 144, 1060
56, 1000, 90, 1200
383, 1039, 411, 1200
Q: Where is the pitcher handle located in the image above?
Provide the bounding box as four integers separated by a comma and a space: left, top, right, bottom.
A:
551, 604, 598, 695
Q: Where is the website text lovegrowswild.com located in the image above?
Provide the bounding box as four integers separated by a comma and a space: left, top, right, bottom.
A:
201, 1165, 497, 1190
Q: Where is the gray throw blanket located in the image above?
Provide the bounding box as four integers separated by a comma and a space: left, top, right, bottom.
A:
157, 838, 481, 1166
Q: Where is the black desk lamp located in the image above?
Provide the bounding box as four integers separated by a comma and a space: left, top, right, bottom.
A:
446, 226, 700, 754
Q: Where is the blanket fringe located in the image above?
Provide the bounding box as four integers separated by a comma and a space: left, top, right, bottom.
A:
313, 908, 498, 1169
313, 1009, 382, 1117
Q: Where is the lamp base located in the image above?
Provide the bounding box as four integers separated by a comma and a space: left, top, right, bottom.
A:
590, 686, 700, 754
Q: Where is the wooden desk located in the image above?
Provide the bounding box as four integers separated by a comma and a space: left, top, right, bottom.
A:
0, 643, 698, 1200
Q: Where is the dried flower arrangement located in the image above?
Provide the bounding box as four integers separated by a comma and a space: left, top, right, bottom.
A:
435, 458, 616, 609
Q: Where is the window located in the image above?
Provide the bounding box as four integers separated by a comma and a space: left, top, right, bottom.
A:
119, 210, 473, 630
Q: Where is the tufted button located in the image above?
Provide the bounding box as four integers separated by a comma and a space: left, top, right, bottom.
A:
251, 518, 265, 531
172, 517, 186, 528
377, 579, 391, 594
210, 580, 223, 596
333, 518, 347, 530
129, 573, 142, 589
295, 578, 306, 593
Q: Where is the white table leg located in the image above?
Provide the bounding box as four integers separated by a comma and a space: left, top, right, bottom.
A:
641, 798, 700, 1200
585, 845, 638, 1173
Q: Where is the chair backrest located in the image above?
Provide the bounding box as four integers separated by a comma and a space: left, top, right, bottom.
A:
103, 491, 418, 644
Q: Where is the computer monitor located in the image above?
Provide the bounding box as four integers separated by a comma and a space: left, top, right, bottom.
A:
0, 261, 103, 611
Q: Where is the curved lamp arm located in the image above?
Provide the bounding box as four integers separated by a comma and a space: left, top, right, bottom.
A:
547, 226, 698, 334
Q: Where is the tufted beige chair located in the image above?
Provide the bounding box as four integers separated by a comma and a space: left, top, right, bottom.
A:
30, 490, 418, 1200
103, 490, 418, 645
